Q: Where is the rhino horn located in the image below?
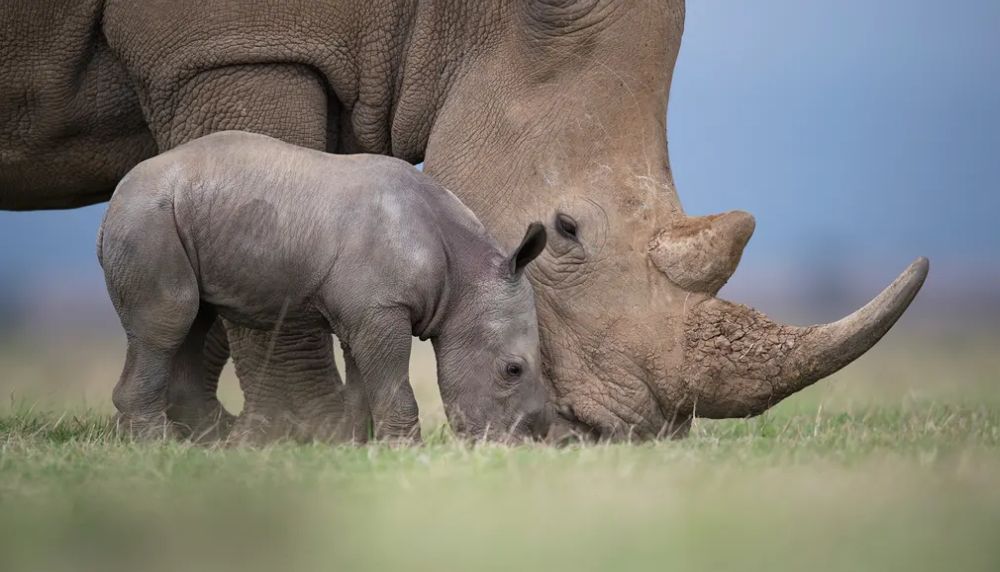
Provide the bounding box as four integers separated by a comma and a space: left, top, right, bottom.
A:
648, 210, 755, 294
681, 257, 929, 418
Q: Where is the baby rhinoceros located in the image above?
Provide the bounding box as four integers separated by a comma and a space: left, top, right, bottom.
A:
98, 131, 550, 443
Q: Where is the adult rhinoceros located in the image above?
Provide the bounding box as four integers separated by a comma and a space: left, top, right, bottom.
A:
1, 0, 927, 440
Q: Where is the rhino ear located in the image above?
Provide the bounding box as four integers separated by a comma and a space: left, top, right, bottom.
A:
509, 222, 547, 277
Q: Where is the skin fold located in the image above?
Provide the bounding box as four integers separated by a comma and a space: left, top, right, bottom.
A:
98, 131, 549, 443
3, 0, 927, 441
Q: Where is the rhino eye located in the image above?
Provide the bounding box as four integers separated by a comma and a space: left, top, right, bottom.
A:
504, 362, 524, 378
556, 213, 578, 240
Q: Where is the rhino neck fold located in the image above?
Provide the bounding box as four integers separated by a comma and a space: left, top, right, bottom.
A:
386, 1, 503, 163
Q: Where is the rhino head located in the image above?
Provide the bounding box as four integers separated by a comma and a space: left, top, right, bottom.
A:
421, 0, 928, 439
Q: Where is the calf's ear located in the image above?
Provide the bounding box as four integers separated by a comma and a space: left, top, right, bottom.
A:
509, 222, 548, 277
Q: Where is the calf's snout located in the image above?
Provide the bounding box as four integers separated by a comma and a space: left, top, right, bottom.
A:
523, 405, 552, 441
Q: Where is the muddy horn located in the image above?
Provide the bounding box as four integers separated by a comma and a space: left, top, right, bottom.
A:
680, 257, 929, 418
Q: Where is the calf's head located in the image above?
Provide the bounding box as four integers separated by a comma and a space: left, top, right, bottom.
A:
433, 223, 550, 442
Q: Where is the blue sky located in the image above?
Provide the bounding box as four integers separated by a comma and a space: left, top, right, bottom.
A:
1, 0, 997, 321
671, 0, 999, 273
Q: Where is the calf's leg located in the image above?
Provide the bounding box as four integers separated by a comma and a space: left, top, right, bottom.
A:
101, 202, 201, 439
166, 309, 234, 441
166, 319, 236, 441
341, 310, 421, 443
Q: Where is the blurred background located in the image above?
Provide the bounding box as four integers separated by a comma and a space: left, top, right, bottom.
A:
0, 0, 997, 418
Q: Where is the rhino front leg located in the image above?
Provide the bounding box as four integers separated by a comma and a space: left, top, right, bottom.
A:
227, 324, 370, 445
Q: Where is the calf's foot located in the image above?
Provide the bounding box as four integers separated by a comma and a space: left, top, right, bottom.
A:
114, 411, 180, 441
168, 399, 236, 442
227, 410, 297, 446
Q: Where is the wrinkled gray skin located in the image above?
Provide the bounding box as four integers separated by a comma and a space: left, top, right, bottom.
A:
2, 0, 927, 441
98, 131, 550, 443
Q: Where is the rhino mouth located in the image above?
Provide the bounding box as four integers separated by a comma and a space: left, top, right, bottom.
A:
546, 403, 603, 443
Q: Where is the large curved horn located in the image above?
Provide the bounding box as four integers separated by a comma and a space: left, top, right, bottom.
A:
649, 210, 755, 294
680, 257, 929, 418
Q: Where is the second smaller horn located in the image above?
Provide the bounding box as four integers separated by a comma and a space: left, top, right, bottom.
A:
647, 210, 756, 294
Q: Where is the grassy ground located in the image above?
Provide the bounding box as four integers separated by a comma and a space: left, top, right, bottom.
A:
1, 331, 998, 572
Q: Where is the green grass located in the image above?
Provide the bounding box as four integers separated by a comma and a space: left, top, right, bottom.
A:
2, 403, 999, 572
1, 332, 998, 571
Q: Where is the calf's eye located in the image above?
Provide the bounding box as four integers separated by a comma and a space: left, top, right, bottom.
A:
505, 363, 524, 378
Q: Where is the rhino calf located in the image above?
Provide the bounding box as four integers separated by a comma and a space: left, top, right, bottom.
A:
98, 130, 550, 443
